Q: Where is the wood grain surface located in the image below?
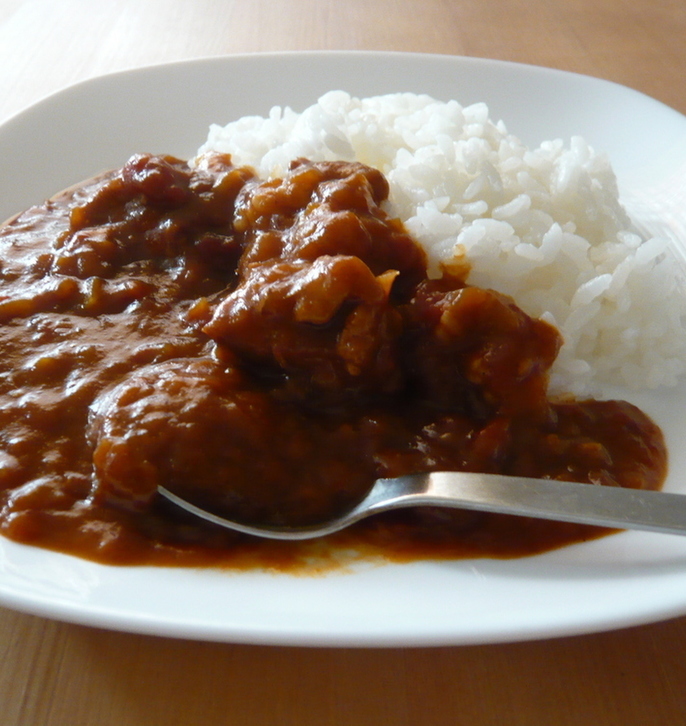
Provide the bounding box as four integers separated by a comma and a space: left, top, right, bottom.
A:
1, 1, 686, 724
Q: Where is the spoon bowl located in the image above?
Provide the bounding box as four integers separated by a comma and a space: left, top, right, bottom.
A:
158, 472, 686, 541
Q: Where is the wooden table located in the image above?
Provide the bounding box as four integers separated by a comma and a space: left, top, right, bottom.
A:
1, 1, 686, 724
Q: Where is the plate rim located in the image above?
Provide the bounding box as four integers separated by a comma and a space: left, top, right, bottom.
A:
5, 48, 684, 127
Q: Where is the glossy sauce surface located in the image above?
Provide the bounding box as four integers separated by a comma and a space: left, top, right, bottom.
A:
0, 154, 667, 569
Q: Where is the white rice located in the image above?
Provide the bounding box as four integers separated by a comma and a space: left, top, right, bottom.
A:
196, 91, 686, 396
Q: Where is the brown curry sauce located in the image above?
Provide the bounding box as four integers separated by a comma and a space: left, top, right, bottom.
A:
0, 153, 667, 569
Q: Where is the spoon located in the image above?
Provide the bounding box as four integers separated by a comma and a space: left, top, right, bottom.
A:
158, 471, 686, 541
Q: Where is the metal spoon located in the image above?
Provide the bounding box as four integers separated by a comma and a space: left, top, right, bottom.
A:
158, 471, 686, 541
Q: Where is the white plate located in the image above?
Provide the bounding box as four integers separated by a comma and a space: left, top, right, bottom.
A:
1, 52, 686, 647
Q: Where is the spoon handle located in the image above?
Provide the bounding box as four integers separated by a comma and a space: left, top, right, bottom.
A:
371, 472, 686, 536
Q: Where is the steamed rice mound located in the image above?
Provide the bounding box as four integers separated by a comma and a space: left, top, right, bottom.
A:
197, 91, 686, 395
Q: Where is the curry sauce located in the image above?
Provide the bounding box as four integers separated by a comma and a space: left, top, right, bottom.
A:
0, 153, 666, 569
